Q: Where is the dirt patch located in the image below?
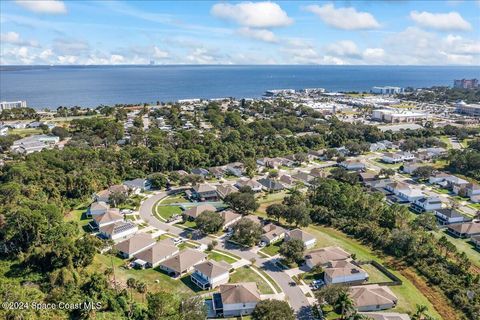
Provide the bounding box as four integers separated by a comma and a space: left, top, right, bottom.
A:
400, 268, 461, 320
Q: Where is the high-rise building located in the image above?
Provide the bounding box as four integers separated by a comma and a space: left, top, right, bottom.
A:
371, 86, 404, 95
453, 79, 479, 89
0, 100, 27, 111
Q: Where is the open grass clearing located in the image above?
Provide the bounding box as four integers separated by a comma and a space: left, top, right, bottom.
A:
229, 265, 273, 294
260, 241, 283, 256
156, 205, 182, 221
208, 251, 237, 264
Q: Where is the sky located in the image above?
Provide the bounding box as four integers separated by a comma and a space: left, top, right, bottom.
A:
0, 0, 479, 66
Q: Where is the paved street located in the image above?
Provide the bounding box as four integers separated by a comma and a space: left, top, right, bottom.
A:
138, 190, 314, 319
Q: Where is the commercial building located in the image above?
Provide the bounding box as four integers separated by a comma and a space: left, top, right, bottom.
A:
456, 101, 480, 117
0, 100, 27, 111
453, 79, 479, 89
372, 109, 427, 123
371, 87, 404, 95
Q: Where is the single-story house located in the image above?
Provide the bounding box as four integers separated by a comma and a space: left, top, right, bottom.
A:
402, 162, 425, 174
340, 160, 365, 171
397, 151, 415, 161
434, 208, 469, 225
99, 221, 138, 241
305, 246, 351, 269
428, 173, 452, 186
212, 283, 260, 317
359, 312, 411, 320
93, 209, 123, 228
187, 183, 218, 202
261, 223, 286, 245
234, 178, 263, 192
385, 182, 424, 202
324, 260, 369, 285
463, 183, 480, 202
191, 168, 210, 177
93, 184, 129, 203
184, 204, 217, 220
123, 178, 151, 194
279, 174, 296, 187
225, 162, 245, 177
256, 157, 282, 169
159, 249, 207, 277
286, 229, 316, 249
87, 201, 110, 217
209, 166, 227, 179
114, 233, 156, 259
292, 172, 315, 185
471, 235, 480, 249
359, 171, 378, 183
382, 152, 403, 164
219, 210, 242, 230
133, 239, 179, 268
410, 196, 443, 213
257, 178, 285, 192
447, 222, 480, 238
191, 260, 231, 290
216, 184, 238, 199
349, 284, 398, 312
310, 168, 329, 178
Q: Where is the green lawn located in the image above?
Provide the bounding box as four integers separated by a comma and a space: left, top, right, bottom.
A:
373, 159, 402, 170
175, 219, 197, 229
8, 128, 43, 137
252, 266, 282, 293
208, 251, 238, 264
156, 205, 182, 220
361, 263, 394, 283
229, 266, 273, 294
298, 269, 323, 284
431, 230, 480, 269
439, 136, 453, 149
256, 191, 288, 204
64, 204, 91, 234
160, 194, 188, 204
260, 241, 283, 256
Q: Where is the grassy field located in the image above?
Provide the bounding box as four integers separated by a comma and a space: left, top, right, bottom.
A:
362, 263, 393, 283
431, 230, 480, 269
439, 136, 453, 149
373, 159, 402, 170
252, 265, 282, 293
304, 225, 442, 318
8, 128, 43, 137
160, 194, 188, 204
229, 265, 273, 294
208, 251, 238, 264
260, 241, 283, 256
64, 203, 90, 234
156, 205, 182, 220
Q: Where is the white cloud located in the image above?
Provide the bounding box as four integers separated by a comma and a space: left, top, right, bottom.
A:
1, 31, 39, 47
15, 0, 67, 14
325, 40, 360, 58
410, 11, 471, 31
363, 48, 385, 60
211, 2, 293, 28
52, 38, 89, 55
57, 55, 79, 64
305, 3, 380, 30
186, 48, 221, 64
153, 46, 169, 59
237, 27, 277, 43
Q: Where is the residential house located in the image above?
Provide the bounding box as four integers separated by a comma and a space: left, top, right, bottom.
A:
191, 168, 210, 177
385, 182, 424, 202
261, 223, 286, 245
434, 208, 469, 225
10, 134, 60, 154
257, 178, 285, 191
87, 201, 109, 217
225, 162, 245, 177
370, 142, 388, 152
256, 157, 282, 169
159, 249, 207, 277
292, 171, 315, 185
93, 184, 129, 203
133, 239, 179, 268
463, 183, 480, 203
286, 229, 316, 249
449, 176, 470, 195
216, 184, 238, 199
219, 210, 242, 230
349, 284, 398, 312
447, 222, 480, 238
402, 162, 425, 174
340, 160, 365, 171
398, 151, 415, 161
359, 171, 378, 183
114, 233, 156, 259
471, 235, 480, 249
410, 196, 443, 213
191, 260, 231, 290
305, 246, 351, 269
428, 173, 452, 186
235, 178, 263, 192
324, 260, 369, 285
184, 204, 217, 220
307, 149, 324, 160
212, 283, 260, 317
187, 183, 218, 201
93, 209, 123, 228
382, 152, 403, 164
310, 168, 329, 178
123, 178, 151, 194
279, 174, 296, 187
209, 166, 227, 179
99, 221, 138, 241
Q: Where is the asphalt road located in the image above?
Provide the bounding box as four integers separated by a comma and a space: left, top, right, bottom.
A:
138, 190, 314, 318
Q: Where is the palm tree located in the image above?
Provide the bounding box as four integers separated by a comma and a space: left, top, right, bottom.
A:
412, 304, 428, 320
334, 292, 355, 320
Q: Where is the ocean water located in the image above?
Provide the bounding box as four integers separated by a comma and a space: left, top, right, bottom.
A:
0, 65, 479, 109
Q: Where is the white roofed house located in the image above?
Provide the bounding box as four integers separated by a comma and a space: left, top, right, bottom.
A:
340, 160, 366, 171
133, 239, 179, 268
123, 178, 151, 194
323, 260, 369, 285
286, 229, 316, 249
349, 284, 398, 312
428, 172, 452, 187
410, 196, 443, 213
402, 162, 425, 174
234, 178, 263, 192
385, 182, 424, 203
114, 233, 156, 259
191, 260, 231, 290
463, 183, 480, 203
382, 152, 403, 164
10, 134, 60, 154
434, 208, 469, 225
212, 283, 260, 317
99, 221, 138, 241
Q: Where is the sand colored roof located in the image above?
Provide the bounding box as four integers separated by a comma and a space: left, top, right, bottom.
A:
324, 260, 367, 279
109, 184, 128, 193
216, 184, 238, 198
288, 229, 315, 243
219, 210, 242, 225
219, 282, 260, 304
184, 204, 217, 219
90, 201, 109, 211
305, 246, 351, 266
448, 222, 480, 235
99, 221, 136, 237
193, 183, 216, 193
349, 284, 397, 308
194, 260, 231, 278
114, 233, 155, 255
134, 239, 179, 265
262, 223, 286, 241
236, 178, 263, 189
93, 209, 123, 225
160, 249, 207, 274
